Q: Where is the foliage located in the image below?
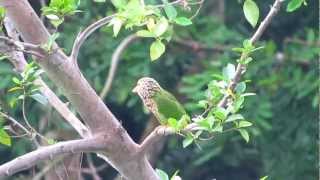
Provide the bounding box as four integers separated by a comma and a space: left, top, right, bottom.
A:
0, 0, 316, 179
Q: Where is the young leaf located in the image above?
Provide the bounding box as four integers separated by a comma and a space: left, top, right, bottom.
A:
111, 0, 128, 9
260, 176, 269, 180
8, 87, 23, 93
174, 17, 192, 26
156, 169, 169, 180
225, 114, 244, 122
162, 0, 177, 20
109, 17, 123, 37
150, 40, 165, 61
235, 82, 246, 94
170, 170, 181, 180
136, 30, 155, 38
243, 0, 259, 28
0, 128, 11, 146
0, 7, 6, 21
153, 18, 169, 37
183, 134, 194, 148
222, 63, 236, 81
238, 129, 250, 143
30, 93, 48, 105
12, 77, 21, 85
213, 107, 229, 120
238, 120, 253, 128
286, 0, 304, 12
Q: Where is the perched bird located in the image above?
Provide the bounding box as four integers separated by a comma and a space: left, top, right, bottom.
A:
132, 77, 187, 125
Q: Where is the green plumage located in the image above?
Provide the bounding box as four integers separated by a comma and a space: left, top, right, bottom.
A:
152, 89, 187, 125
132, 77, 187, 125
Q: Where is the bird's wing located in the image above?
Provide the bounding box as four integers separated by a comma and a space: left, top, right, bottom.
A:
153, 89, 186, 121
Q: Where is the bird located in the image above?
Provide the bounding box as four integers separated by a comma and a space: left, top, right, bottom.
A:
132, 77, 188, 125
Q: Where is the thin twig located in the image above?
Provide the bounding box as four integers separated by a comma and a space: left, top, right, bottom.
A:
70, 15, 116, 65
218, 0, 284, 108
100, 34, 139, 99
190, 0, 205, 19
0, 36, 45, 58
0, 112, 31, 136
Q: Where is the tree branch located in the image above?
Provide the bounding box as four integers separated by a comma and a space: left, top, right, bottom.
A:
100, 34, 139, 99
1, 1, 159, 179
0, 138, 107, 177
3, 18, 90, 138
70, 15, 115, 64
0, 112, 31, 136
218, 0, 284, 108
140, 0, 284, 152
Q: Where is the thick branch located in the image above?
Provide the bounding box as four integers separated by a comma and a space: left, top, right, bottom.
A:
0, 138, 106, 177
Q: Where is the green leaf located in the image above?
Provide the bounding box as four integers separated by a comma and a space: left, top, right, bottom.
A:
156, 169, 169, 180
182, 134, 194, 148
153, 18, 169, 37
174, 17, 192, 26
109, 17, 123, 37
198, 100, 208, 109
238, 129, 249, 143
12, 77, 21, 84
44, 33, 60, 51
225, 114, 244, 122
0, 128, 11, 146
213, 107, 229, 120
170, 170, 181, 180
162, 0, 177, 20
94, 0, 106, 2
51, 18, 64, 28
8, 86, 23, 93
47, 138, 57, 145
235, 82, 246, 94
45, 14, 60, 20
241, 92, 256, 97
136, 30, 155, 38
0, 7, 6, 20
238, 120, 253, 128
30, 93, 48, 105
286, 0, 304, 12
243, 0, 259, 28
150, 40, 165, 61
0, 55, 9, 61
260, 176, 269, 180
222, 63, 236, 81
111, 0, 128, 9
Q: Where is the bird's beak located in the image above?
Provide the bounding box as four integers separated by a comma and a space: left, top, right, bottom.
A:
132, 86, 138, 93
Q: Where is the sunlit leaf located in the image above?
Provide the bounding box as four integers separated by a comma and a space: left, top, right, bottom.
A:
156, 169, 169, 180
238, 129, 250, 143
287, 0, 304, 12
174, 17, 192, 26
243, 0, 259, 28
0, 128, 11, 146
150, 40, 165, 61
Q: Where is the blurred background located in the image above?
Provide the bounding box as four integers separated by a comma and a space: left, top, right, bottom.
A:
0, 0, 318, 179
